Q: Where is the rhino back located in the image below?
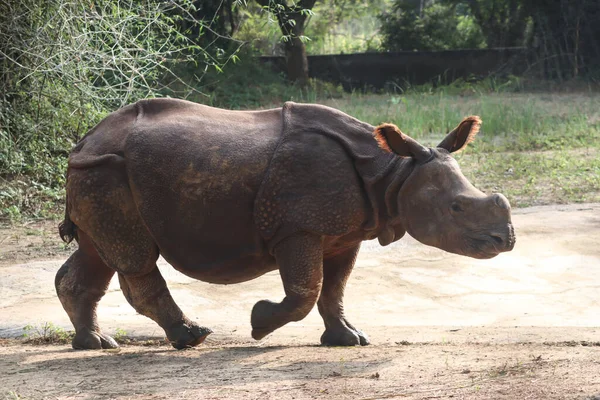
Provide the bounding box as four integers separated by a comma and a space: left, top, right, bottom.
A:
122, 99, 282, 274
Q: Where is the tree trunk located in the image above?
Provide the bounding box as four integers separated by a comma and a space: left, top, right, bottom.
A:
278, 11, 311, 85
255, 0, 316, 86
284, 36, 309, 85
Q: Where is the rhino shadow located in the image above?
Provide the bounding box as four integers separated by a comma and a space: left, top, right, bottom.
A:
2, 344, 394, 398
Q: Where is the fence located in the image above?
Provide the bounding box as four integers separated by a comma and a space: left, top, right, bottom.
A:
259, 48, 528, 89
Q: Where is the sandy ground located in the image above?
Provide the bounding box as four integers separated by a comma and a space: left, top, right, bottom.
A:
1, 204, 600, 399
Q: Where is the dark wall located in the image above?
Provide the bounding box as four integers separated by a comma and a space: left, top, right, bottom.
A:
260, 48, 527, 90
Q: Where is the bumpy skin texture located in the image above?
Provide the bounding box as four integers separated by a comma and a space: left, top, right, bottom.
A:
57, 99, 515, 350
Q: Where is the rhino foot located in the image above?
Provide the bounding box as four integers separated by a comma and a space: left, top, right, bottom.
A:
72, 329, 119, 350
250, 300, 279, 340
320, 323, 370, 347
167, 322, 212, 349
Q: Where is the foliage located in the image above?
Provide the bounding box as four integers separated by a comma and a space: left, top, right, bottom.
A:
304, 0, 390, 54
444, 0, 530, 48
183, 49, 344, 108
177, 0, 243, 43
234, 4, 284, 55
253, 0, 318, 84
22, 322, 74, 344
236, 0, 391, 55
381, 0, 600, 79
526, 0, 600, 79
380, 0, 485, 51
0, 0, 239, 220
449, 0, 600, 78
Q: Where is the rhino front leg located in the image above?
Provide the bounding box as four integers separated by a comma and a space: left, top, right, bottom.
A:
318, 244, 370, 346
118, 268, 212, 349
251, 233, 323, 340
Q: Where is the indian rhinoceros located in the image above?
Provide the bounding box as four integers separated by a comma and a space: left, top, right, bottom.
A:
56, 99, 515, 350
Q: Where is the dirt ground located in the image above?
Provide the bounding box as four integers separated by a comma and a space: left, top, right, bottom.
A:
1, 204, 600, 400
1, 338, 600, 400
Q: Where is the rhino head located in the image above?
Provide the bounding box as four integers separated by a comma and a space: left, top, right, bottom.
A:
374, 116, 515, 259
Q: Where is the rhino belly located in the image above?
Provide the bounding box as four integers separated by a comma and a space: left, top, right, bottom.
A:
138, 184, 278, 284
161, 249, 278, 284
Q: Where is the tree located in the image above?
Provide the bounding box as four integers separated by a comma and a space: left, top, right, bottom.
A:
255, 0, 318, 85
173, 0, 242, 48
305, 0, 390, 54
449, 0, 529, 48
448, 0, 600, 78
380, 0, 485, 51
526, 0, 600, 79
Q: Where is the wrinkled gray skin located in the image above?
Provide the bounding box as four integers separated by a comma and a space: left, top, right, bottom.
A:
56, 99, 515, 350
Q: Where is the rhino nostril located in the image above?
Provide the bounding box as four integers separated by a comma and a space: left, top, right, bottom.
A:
490, 234, 504, 246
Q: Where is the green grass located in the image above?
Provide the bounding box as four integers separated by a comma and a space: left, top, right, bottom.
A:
322, 92, 600, 152
3, 392, 27, 400
458, 149, 600, 207
21, 322, 74, 345
322, 91, 600, 207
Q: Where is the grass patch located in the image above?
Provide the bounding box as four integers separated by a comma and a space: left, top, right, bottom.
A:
110, 328, 165, 346
3, 392, 26, 400
18, 323, 166, 347
457, 149, 600, 207
21, 322, 74, 345
322, 92, 600, 152
320, 92, 600, 207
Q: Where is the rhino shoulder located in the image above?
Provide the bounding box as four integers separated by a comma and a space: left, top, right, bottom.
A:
255, 131, 368, 246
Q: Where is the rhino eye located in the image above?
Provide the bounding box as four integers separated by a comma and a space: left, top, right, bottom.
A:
451, 203, 464, 213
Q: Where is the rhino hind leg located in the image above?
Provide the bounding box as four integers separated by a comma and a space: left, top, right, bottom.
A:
118, 269, 212, 349
251, 233, 324, 340
55, 230, 118, 349
318, 245, 369, 346
64, 166, 211, 349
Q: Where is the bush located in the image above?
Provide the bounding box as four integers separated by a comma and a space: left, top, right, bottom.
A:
182, 48, 344, 109
0, 0, 236, 220
379, 0, 485, 51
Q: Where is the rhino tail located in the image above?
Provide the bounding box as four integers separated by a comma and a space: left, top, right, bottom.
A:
59, 172, 78, 243
59, 196, 77, 244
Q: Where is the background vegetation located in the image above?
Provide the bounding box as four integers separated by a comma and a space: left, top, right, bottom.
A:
0, 0, 242, 219
1, 0, 599, 221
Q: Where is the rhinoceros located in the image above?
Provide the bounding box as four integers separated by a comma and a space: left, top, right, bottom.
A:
56, 99, 515, 350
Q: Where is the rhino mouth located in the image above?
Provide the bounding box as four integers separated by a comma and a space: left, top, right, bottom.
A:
466, 229, 515, 259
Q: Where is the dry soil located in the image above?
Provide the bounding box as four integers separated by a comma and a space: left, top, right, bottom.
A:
1, 204, 600, 399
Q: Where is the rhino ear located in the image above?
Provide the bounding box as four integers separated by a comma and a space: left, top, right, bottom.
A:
438, 116, 481, 153
374, 123, 431, 161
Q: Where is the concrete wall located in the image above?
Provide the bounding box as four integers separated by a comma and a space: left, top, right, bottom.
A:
259, 48, 527, 90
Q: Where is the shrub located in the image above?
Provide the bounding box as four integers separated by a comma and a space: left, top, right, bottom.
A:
379, 0, 485, 51
0, 0, 237, 220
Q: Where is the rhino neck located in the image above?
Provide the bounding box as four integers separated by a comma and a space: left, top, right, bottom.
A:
279, 102, 416, 245
365, 156, 415, 246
